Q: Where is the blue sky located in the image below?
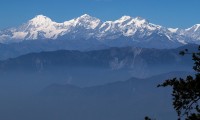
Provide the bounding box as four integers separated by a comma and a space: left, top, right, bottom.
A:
0, 0, 200, 29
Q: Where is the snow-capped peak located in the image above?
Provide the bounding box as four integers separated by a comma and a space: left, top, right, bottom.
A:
118, 16, 132, 22
79, 14, 93, 19
75, 14, 100, 22
31, 15, 51, 21
15, 15, 67, 40
72, 14, 101, 29
183, 24, 200, 41
28, 15, 53, 27
115, 16, 148, 25
168, 28, 178, 33
132, 17, 149, 27
186, 24, 200, 32
134, 16, 147, 21
193, 24, 200, 32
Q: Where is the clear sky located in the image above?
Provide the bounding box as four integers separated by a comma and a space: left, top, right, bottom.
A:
0, 0, 200, 29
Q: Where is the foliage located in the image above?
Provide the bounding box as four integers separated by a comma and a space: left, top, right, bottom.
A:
158, 46, 200, 120
144, 116, 152, 120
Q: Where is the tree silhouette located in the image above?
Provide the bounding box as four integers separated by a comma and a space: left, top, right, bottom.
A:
144, 116, 152, 120
158, 46, 200, 120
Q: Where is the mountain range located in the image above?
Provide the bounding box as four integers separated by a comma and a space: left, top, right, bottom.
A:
0, 14, 198, 120
0, 44, 196, 88
0, 14, 200, 49
0, 71, 191, 120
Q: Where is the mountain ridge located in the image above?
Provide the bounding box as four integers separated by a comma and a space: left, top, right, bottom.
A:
0, 14, 199, 47
0, 44, 196, 85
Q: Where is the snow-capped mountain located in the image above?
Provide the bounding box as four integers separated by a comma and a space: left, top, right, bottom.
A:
182, 24, 200, 43
0, 14, 199, 48
0, 14, 102, 42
